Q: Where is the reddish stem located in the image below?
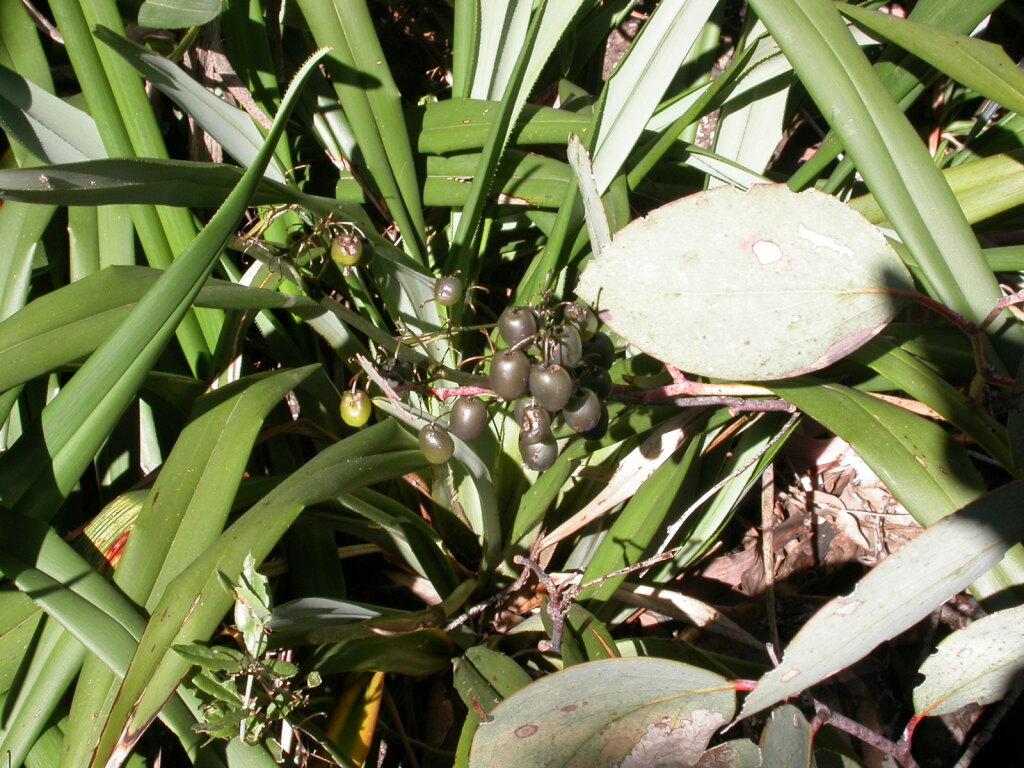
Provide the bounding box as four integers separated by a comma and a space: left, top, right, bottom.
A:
812, 699, 921, 768
403, 385, 494, 400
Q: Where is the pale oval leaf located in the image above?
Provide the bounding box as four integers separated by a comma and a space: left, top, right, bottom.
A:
914, 604, 1024, 716
575, 184, 912, 381
469, 657, 734, 768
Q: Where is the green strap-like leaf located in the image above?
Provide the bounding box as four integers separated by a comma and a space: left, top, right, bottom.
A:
748, 0, 1018, 356
137, 0, 221, 29
51, 0, 219, 367
91, 421, 426, 767
0, 49, 331, 522
0, 620, 84, 768
840, 3, 1024, 119
0, 61, 105, 163
295, 0, 427, 260
93, 27, 287, 182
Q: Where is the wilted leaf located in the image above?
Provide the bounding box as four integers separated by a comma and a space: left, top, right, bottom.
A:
469, 657, 734, 768
575, 184, 912, 380
914, 604, 1024, 716
233, 553, 272, 658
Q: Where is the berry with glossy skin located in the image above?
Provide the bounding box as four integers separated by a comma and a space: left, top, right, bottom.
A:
498, 306, 538, 347
518, 403, 553, 445
549, 325, 583, 368
577, 366, 613, 400
564, 302, 598, 341
529, 363, 573, 412
578, 402, 609, 441
419, 423, 455, 464
434, 275, 464, 307
489, 350, 531, 400
340, 391, 372, 428
563, 388, 602, 434
519, 435, 559, 472
582, 331, 616, 370
449, 396, 488, 441
331, 232, 366, 267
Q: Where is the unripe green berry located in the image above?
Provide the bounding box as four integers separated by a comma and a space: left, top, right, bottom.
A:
331, 232, 366, 267
340, 391, 372, 428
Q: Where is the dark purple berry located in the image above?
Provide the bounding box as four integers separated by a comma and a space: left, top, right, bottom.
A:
489, 350, 531, 400
577, 366, 612, 400
529, 363, 573, 412
564, 302, 598, 340
519, 435, 558, 472
582, 332, 615, 370
563, 388, 602, 434
449, 396, 487, 441
578, 402, 609, 441
498, 306, 538, 347
434, 275, 464, 307
419, 423, 455, 464
549, 325, 583, 368
519, 404, 552, 445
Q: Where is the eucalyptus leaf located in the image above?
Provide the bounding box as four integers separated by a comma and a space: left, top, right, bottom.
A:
469, 657, 734, 768
695, 740, 762, 768
759, 704, 815, 768
576, 184, 912, 381
914, 604, 1024, 717
739, 479, 1024, 719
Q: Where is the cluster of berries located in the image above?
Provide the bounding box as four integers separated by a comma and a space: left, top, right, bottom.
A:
486, 298, 614, 471
341, 277, 615, 472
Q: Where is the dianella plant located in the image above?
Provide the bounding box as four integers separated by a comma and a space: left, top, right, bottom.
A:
1, 1, 1024, 766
